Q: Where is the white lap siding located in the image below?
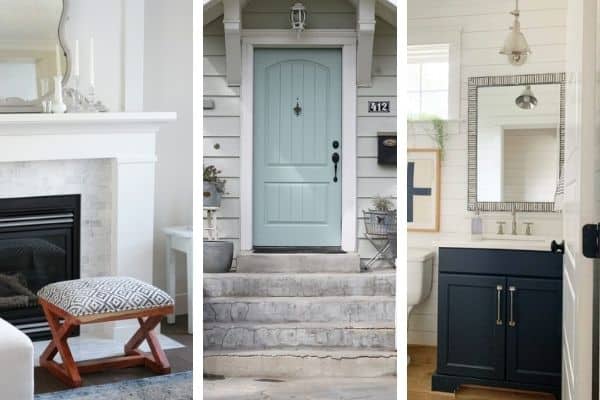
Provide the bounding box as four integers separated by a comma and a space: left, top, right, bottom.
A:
204, 18, 242, 257
357, 19, 397, 267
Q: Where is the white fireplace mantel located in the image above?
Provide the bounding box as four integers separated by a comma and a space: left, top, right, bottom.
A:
0, 113, 176, 163
0, 112, 176, 339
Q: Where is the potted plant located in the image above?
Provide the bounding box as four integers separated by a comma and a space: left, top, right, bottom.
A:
366, 196, 397, 231
203, 165, 226, 207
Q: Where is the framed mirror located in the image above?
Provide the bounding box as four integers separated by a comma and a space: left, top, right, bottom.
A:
0, 0, 69, 113
467, 73, 566, 212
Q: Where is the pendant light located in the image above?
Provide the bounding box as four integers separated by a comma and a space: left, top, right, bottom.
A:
499, 0, 531, 66
515, 85, 538, 110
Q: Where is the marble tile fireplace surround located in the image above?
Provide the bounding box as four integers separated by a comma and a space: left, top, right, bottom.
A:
0, 113, 175, 340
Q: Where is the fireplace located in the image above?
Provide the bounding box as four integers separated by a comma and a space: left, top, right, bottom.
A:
0, 195, 80, 340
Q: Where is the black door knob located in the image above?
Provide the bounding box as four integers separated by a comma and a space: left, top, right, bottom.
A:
551, 240, 565, 254
332, 140, 339, 149
331, 152, 340, 182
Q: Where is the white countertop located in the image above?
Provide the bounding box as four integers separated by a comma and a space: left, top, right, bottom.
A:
435, 236, 553, 252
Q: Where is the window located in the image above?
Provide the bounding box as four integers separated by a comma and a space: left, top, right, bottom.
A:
408, 44, 449, 120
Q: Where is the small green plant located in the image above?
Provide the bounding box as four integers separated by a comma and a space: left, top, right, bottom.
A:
371, 196, 395, 212
203, 165, 226, 194
429, 117, 448, 159
407, 114, 448, 159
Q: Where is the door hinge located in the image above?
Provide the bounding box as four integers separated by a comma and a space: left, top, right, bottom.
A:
583, 224, 600, 258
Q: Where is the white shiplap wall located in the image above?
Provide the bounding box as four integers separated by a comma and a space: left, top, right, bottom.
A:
203, 6, 397, 266
407, 0, 567, 345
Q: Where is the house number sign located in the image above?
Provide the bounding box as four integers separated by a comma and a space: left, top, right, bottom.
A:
368, 101, 391, 113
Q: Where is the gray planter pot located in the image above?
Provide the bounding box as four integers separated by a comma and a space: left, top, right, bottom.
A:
203, 181, 222, 207
204, 240, 233, 273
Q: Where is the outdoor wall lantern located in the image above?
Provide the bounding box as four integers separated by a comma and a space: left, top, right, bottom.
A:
290, 2, 307, 35
499, 0, 531, 66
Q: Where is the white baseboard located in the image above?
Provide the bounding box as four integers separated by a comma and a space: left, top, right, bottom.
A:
174, 293, 189, 315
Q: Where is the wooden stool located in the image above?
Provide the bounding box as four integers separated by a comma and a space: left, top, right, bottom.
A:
37, 277, 175, 388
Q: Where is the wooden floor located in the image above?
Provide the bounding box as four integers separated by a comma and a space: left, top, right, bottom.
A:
408, 346, 555, 400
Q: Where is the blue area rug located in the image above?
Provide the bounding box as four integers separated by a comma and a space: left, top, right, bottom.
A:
35, 371, 192, 400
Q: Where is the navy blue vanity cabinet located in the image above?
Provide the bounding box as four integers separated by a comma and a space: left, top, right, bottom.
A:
505, 277, 562, 387
437, 273, 506, 380
432, 247, 563, 399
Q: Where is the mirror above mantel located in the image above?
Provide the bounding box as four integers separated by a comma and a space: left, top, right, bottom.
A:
467, 73, 566, 212
0, 0, 68, 113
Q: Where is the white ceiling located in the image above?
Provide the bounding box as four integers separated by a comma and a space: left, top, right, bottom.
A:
0, 0, 62, 41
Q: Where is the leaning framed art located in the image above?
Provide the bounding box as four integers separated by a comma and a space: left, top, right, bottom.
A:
407, 149, 441, 232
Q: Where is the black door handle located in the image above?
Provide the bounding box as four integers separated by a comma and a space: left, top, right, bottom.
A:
551, 240, 564, 254
331, 152, 340, 182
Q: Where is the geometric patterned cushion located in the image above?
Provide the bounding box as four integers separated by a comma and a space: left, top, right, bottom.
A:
37, 277, 174, 317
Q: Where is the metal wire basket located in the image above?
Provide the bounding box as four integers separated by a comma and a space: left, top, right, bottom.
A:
387, 232, 397, 258
361, 210, 397, 271
363, 210, 397, 236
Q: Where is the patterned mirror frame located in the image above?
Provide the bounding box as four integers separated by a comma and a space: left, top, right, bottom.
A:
467, 72, 566, 212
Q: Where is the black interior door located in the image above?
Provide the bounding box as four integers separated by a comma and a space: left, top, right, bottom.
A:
506, 277, 562, 386
437, 273, 506, 380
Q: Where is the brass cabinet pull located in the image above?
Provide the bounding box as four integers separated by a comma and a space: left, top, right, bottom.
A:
509, 286, 516, 327
496, 285, 503, 325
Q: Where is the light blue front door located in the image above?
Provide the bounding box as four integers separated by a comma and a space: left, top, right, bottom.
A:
253, 48, 342, 247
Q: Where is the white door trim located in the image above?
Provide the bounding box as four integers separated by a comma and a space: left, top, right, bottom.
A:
239, 29, 357, 252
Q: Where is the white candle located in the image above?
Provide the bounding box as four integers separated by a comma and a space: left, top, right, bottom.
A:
73, 40, 79, 77
55, 44, 62, 76
89, 37, 95, 88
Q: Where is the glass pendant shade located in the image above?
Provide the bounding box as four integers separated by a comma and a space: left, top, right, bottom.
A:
515, 85, 538, 110
290, 2, 307, 33
499, 3, 531, 65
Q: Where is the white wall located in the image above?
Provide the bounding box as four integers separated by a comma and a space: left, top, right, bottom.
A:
64, 0, 124, 112
503, 128, 558, 201
145, 0, 193, 315
203, 8, 397, 265
61, 2, 191, 313
408, 0, 567, 346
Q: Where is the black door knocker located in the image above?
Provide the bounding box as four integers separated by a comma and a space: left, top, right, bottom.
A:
293, 98, 302, 116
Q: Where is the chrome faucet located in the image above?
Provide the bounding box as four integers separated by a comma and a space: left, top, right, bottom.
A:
511, 206, 518, 235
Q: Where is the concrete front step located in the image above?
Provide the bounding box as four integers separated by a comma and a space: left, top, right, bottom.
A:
204, 296, 395, 323
236, 252, 361, 273
204, 272, 395, 297
204, 322, 396, 350
204, 348, 397, 378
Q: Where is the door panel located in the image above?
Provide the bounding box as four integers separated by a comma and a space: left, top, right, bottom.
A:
437, 273, 506, 380
563, 0, 597, 398
506, 277, 562, 386
253, 49, 342, 247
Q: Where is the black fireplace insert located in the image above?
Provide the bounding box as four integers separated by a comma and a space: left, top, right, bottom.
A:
0, 195, 80, 340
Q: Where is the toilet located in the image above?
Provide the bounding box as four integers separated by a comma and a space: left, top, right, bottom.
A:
407, 247, 434, 363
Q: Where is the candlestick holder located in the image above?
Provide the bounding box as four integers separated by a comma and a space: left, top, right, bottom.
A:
82, 85, 109, 113
68, 75, 82, 112
86, 85, 98, 112
51, 75, 67, 113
